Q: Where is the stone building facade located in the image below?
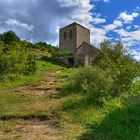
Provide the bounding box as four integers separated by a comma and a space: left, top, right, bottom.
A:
59, 22, 99, 66
75, 42, 99, 66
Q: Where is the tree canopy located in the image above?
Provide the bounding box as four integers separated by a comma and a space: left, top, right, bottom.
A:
0, 31, 20, 44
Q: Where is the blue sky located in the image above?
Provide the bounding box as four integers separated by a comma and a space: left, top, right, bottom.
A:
90, 0, 140, 60
0, 0, 140, 60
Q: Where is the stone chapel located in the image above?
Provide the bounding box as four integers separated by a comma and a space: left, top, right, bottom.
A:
59, 22, 99, 66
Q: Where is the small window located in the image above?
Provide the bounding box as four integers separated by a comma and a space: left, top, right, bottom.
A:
69, 30, 72, 39
64, 32, 67, 40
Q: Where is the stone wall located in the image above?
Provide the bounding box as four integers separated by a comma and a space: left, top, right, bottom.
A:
59, 22, 99, 66
59, 22, 90, 54
76, 25, 90, 50
59, 24, 76, 53
75, 43, 99, 66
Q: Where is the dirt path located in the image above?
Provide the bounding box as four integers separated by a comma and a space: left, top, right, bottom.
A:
0, 70, 84, 140
14, 70, 65, 97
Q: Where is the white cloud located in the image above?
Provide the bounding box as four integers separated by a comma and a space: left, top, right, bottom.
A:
130, 29, 140, 40
103, 0, 110, 2
134, 25, 140, 29
113, 20, 123, 26
58, 0, 93, 11
91, 27, 107, 45
0, 0, 108, 46
114, 28, 140, 60
115, 29, 130, 37
92, 18, 106, 24
0, 0, 96, 44
115, 28, 140, 41
101, 10, 140, 61
126, 26, 131, 31
57, 0, 94, 27
136, 6, 140, 11
131, 50, 140, 61
71, 12, 93, 25
5, 18, 34, 31
118, 12, 139, 24
104, 11, 139, 32
105, 20, 123, 31
93, 0, 110, 2
57, 0, 107, 46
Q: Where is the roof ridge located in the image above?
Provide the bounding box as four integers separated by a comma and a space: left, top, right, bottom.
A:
75, 42, 99, 52
60, 22, 90, 31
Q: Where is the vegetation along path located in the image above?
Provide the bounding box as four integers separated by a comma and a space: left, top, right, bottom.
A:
0, 67, 84, 140
0, 31, 140, 140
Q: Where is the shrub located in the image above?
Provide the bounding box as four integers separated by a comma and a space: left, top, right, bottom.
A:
34, 42, 59, 54
0, 31, 20, 44
54, 50, 73, 57
69, 66, 113, 99
23, 53, 36, 75
0, 45, 36, 77
92, 41, 140, 97
67, 41, 140, 99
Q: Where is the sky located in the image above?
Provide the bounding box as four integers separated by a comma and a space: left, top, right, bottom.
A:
0, 0, 140, 60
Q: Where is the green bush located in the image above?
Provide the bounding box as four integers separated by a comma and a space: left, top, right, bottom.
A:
69, 66, 113, 99
0, 31, 20, 44
129, 80, 140, 95
34, 42, 59, 54
23, 53, 36, 75
0, 31, 36, 77
66, 41, 140, 99
93, 41, 140, 96
54, 50, 73, 57
0, 45, 36, 78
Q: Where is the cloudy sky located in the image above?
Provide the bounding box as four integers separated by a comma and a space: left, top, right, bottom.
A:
0, 0, 140, 60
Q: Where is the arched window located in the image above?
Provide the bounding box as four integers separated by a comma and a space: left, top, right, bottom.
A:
64, 32, 67, 40
69, 30, 72, 39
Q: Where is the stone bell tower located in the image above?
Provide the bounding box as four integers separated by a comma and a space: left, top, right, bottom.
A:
59, 22, 90, 53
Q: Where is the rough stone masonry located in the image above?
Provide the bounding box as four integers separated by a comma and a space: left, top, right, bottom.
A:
59, 22, 99, 66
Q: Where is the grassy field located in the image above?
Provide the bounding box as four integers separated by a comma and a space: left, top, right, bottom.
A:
0, 59, 140, 140
61, 92, 140, 140
0, 60, 84, 139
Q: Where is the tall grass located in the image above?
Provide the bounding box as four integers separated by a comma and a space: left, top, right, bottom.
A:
61, 65, 140, 139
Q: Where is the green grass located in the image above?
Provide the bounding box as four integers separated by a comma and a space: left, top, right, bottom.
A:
0, 92, 53, 135
0, 60, 65, 90
60, 71, 140, 139
0, 59, 69, 120
0, 74, 41, 90
61, 88, 140, 140
0, 59, 140, 139
0, 92, 50, 119
0, 60, 69, 135
78, 96, 140, 140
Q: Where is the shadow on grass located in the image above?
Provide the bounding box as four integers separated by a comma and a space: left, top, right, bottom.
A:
0, 114, 49, 121
61, 93, 103, 111
78, 96, 140, 140
60, 80, 104, 111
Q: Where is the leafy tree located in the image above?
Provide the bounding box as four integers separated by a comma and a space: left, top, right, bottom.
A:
0, 31, 36, 79
72, 66, 113, 99
93, 41, 140, 96
67, 41, 140, 100
0, 45, 36, 76
35, 42, 48, 50
34, 42, 60, 55
0, 31, 20, 44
